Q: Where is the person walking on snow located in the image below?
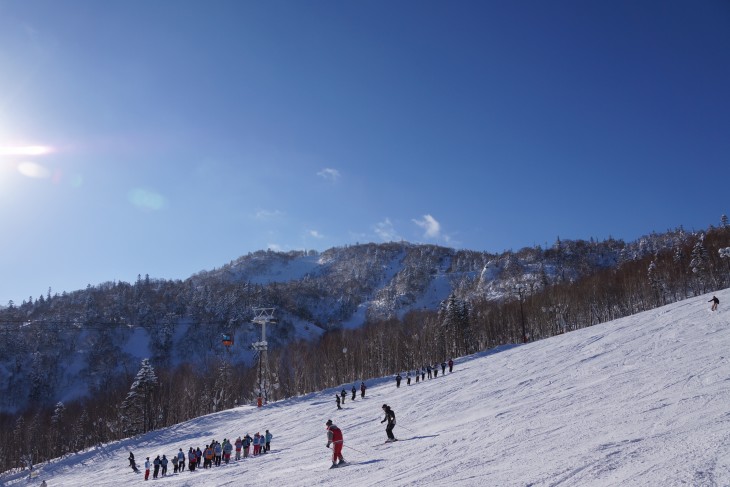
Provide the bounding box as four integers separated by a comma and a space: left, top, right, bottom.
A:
441, 361, 447, 375
406, 371, 411, 386
448, 358, 454, 373
710, 296, 719, 311
325, 419, 346, 468
381, 404, 397, 442
336, 394, 342, 409
360, 381, 366, 398
395, 373, 402, 388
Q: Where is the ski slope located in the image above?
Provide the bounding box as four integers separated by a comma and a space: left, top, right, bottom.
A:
3, 289, 730, 487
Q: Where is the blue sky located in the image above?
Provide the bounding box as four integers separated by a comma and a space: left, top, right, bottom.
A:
0, 0, 728, 305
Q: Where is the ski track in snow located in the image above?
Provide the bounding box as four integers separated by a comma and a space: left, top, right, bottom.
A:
2, 290, 730, 487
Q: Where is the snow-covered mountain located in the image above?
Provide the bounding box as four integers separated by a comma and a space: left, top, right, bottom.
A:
4, 288, 728, 486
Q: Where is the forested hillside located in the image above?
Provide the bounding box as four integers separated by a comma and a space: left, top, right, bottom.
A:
1, 219, 729, 473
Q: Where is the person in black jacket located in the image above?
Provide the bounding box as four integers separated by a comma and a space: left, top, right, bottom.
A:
380, 404, 397, 442
340, 389, 346, 404
395, 373, 402, 388
336, 394, 341, 409
351, 385, 356, 401
710, 296, 719, 311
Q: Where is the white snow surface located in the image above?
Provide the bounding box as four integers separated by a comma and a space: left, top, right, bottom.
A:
4, 289, 730, 487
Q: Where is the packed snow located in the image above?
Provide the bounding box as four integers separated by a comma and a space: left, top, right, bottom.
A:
3, 289, 729, 487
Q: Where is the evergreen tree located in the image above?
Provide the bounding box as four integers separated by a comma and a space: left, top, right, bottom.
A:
119, 358, 158, 435
690, 236, 709, 294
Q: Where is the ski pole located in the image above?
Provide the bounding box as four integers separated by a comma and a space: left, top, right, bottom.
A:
343, 444, 367, 455
398, 424, 416, 433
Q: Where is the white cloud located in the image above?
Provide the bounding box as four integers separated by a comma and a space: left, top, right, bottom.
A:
374, 218, 402, 242
317, 168, 340, 181
255, 209, 284, 220
308, 230, 324, 239
267, 243, 283, 252
127, 188, 167, 211
413, 214, 442, 239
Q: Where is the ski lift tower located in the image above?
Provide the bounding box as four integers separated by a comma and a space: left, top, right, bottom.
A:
251, 307, 276, 405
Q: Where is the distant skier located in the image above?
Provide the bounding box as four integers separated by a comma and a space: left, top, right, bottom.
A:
235, 437, 243, 460
153, 455, 160, 479
223, 439, 233, 463
406, 371, 411, 386
177, 448, 185, 472
341, 389, 347, 404
710, 296, 719, 311
395, 373, 402, 388
360, 381, 366, 398
144, 457, 151, 480
161, 454, 168, 476
243, 434, 253, 458
433, 365, 438, 378
265, 430, 273, 452
325, 419, 346, 468
172, 451, 179, 473
381, 404, 397, 442
415, 370, 420, 383
336, 394, 342, 409
448, 358, 454, 373
351, 385, 357, 401
427, 365, 432, 379
187, 448, 196, 471
421, 367, 425, 381
441, 362, 446, 375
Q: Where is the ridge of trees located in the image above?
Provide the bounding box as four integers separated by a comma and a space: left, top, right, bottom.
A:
1, 221, 729, 473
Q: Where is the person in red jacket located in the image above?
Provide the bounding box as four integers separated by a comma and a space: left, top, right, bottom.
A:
325, 420, 346, 469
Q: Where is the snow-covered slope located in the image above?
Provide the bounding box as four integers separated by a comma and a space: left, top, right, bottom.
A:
4, 289, 730, 487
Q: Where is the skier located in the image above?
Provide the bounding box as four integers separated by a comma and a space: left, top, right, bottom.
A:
177, 448, 185, 472
325, 419, 346, 468
427, 364, 432, 379
196, 447, 202, 467
187, 448, 196, 471
243, 433, 253, 458
448, 358, 454, 373
203, 444, 213, 468
421, 367, 425, 381
153, 455, 160, 479
214, 441, 223, 466
341, 389, 346, 404
144, 457, 151, 480
415, 370, 420, 383
235, 436, 243, 460
381, 404, 397, 442
351, 384, 357, 401
171, 451, 179, 473
395, 373, 402, 388
253, 433, 261, 455
265, 430, 273, 452
161, 454, 168, 476
406, 371, 411, 386
441, 361, 447, 375
360, 381, 366, 398
336, 394, 342, 409
710, 296, 719, 311
434, 365, 438, 378
223, 439, 233, 463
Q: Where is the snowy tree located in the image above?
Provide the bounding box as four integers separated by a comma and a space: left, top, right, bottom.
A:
49, 401, 66, 456
721, 214, 729, 228
647, 260, 665, 305
119, 358, 158, 435
690, 236, 709, 294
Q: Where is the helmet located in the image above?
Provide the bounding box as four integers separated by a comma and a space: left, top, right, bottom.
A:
326, 419, 333, 426
382, 404, 387, 409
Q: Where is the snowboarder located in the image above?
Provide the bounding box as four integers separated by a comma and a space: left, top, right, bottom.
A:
395, 373, 402, 388
325, 419, 346, 468
128, 452, 138, 472
710, 296, 719, 311
144, 457, 151, 480
336, 394, 342, 409
341, 389, 346, 404
265, 430, 273, 452
448, 358, 454, 373
360, 381, 366, 398
381, 404, 397, 442
351, 384, 356, 401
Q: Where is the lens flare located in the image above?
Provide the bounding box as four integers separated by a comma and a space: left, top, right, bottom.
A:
0, 145, 54, 156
